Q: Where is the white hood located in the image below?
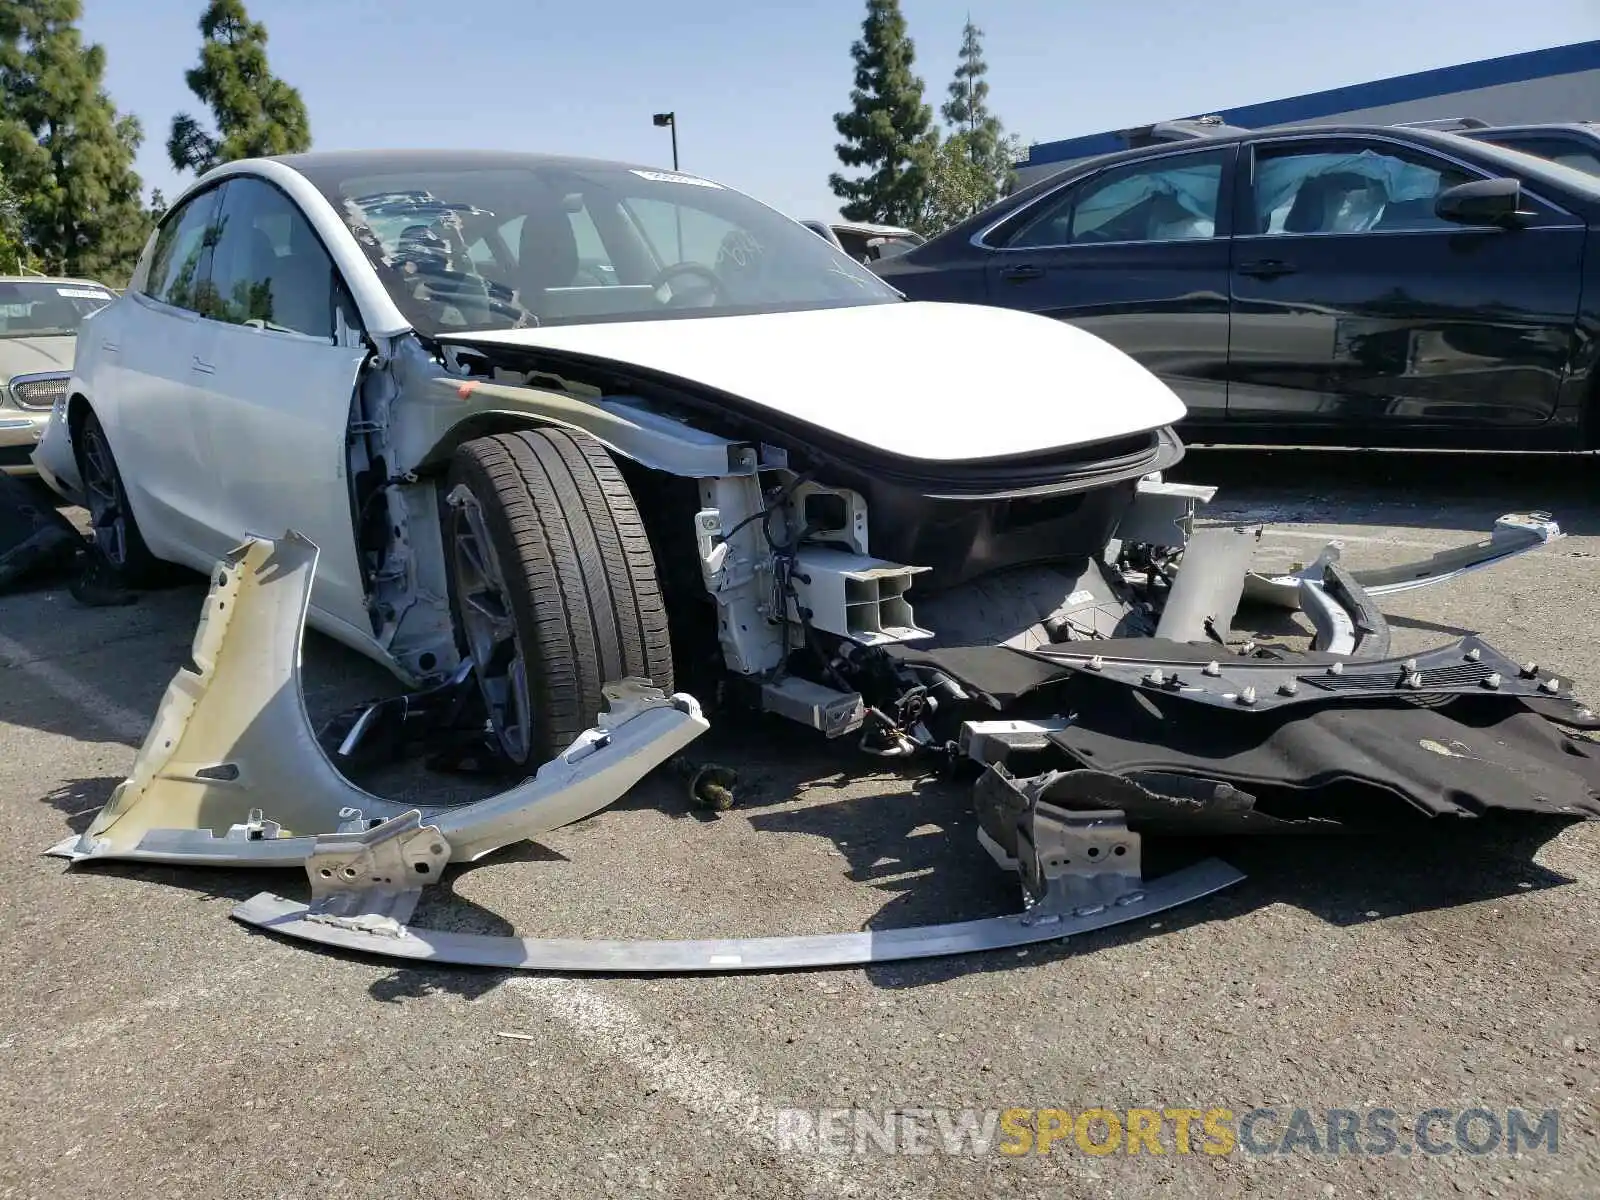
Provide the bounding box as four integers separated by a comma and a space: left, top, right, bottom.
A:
448, 301, 1186, 463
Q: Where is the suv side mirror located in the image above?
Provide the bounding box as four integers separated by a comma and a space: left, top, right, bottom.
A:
1435, 177, 1526, 228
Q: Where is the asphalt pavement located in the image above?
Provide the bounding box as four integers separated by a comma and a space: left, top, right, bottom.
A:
0, 449, 1596, 1200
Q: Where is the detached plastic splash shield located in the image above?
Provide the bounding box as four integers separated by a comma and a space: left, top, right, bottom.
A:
46, 531, 709, 868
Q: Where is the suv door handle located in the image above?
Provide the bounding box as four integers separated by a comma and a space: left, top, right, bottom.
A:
1237, 258, 1297, 279
999, 264, 1045, 282
191, 355, 216, 375
100, 340, 120, 353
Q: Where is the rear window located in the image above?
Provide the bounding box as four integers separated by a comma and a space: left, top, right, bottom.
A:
0, 281, 114, 337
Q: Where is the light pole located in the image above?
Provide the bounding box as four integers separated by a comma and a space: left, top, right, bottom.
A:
651, 111, 683, 259
651, 111, 679, 171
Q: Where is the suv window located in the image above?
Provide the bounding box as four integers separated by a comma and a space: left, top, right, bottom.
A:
1481, 135, 1600, 178
203, 177, 335, 338
1250, 142, 1474, 235
1002, 148, 1227, 249
143, 187, 224, 312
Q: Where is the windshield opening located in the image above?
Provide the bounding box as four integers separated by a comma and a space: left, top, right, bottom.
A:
0, 281, 115, 338
306, 161, 902, 337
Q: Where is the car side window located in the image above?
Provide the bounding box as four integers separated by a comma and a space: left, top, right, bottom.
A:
1250, 143, 1475, 236
203, 176, 335, 338
142, 187, 224, 312
1002, 148, 1227, 249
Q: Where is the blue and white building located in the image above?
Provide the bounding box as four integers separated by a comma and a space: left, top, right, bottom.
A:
1014, 40, 1600, 187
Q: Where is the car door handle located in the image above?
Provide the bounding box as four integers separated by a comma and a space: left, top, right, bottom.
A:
100, 339, 119, 353
191, 355, 216, 375
999, 264, 1045, 282
1236, 258, 1297, 279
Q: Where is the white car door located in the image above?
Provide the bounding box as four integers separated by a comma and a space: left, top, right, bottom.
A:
187, 174, 372, 639
96, 184, 236, 565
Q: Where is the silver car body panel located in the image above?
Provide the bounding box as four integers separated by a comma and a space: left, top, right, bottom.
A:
46, 531, 709, 868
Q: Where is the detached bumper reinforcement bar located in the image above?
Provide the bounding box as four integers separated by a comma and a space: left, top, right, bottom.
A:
1243, 511, 1563, 611
232, 862, 1242, 973
230, 772, 1244, 973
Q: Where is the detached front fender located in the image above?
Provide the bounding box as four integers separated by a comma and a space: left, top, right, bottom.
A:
47, 530, 708, 868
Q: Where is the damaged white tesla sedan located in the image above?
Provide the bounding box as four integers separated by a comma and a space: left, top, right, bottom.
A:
33, 149, 1600, 973
36, 149, 1195, 764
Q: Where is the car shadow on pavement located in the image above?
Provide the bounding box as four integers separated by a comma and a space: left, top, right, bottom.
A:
1173, 448, 1600, 537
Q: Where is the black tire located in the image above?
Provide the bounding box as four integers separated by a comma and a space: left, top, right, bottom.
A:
445, 426, 674, 767
73, 406, 168, 588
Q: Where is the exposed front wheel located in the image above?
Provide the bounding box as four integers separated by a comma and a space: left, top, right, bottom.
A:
445, 427, 675, 769
73, 407, 167, 587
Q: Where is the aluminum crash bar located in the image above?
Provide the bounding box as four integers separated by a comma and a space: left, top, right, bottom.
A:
1242, 511, 1563, 610
232, 781, 1243, 972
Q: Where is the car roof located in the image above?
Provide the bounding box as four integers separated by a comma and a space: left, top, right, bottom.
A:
269, 148, 673, 183
1469, 121, 1600, 135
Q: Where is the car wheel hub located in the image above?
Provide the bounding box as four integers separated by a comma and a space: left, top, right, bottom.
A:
79, 423, 128, 567
449, 488, 533, 763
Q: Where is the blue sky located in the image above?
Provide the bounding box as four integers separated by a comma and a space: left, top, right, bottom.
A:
82, 0, 1597, 220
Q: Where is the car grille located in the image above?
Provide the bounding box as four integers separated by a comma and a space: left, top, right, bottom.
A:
9, 375, 68, 411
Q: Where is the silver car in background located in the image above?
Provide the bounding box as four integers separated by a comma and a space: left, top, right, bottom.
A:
0, 276, 115, 475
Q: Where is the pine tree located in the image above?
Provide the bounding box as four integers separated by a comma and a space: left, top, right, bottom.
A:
168, 0, 311, 175
0, 0, 151, 281
829, 0, 935, 227
939, 19, 1015, 208
0, 166, 23, 271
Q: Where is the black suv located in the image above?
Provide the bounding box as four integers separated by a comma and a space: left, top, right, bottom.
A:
874, 123, 1600, 450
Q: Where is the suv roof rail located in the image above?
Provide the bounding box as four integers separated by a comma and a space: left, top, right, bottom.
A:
1394, 117, 1490, 131
1119, 115, 1251, 148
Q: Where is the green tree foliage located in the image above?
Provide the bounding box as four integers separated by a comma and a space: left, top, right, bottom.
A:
168, 0, 311, 175
829, 0, 935, 227
0, 0, 151, 281
939, 19, 1015, 209
0, 165, 26, 271
913, 129, 1024, 237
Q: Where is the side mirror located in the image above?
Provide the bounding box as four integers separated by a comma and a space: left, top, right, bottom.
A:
1435, 177, 1526, 228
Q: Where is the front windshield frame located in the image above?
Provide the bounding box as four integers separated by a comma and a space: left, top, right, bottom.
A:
0, 281, 115, 339
299, 158, 903, 338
